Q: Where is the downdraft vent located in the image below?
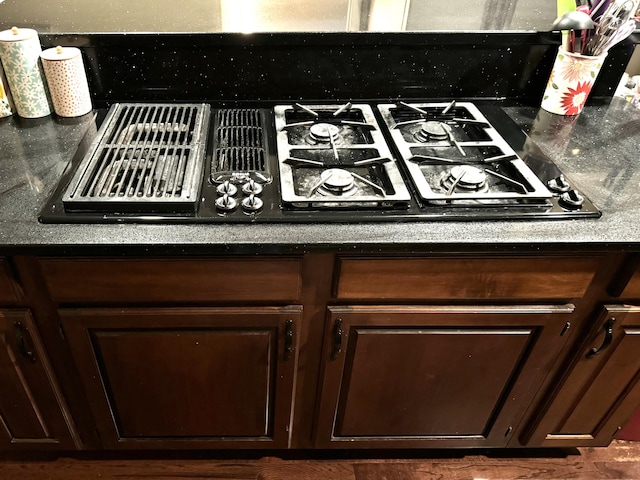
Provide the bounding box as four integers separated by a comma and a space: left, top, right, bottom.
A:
62, 103, 210, 213
210, 109, 271, 184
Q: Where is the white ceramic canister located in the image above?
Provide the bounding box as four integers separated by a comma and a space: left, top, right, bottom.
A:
0, 27, 52, 118
0, 62, 13, 118
40, 45, 92, 117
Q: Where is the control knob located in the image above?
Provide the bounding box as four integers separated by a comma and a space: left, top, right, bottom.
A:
242, 179, 263, 195
547, 175, 571, 193
242, 194, 264, 212
559, 189, 584, 210
215, 194, 237, 212
216, 180, 238, 196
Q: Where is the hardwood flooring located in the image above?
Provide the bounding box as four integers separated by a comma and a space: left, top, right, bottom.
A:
1, 440, 640, 480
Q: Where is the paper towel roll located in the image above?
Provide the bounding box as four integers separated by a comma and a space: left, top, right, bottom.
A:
0, 27, 52, 118
0, 62, 13, 118
41, 45, 92, 117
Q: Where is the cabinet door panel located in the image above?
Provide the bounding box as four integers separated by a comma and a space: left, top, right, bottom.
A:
316, 305, 574, 448
60, 307, 301, 449
336, 327, 530, 437
0, 310, 76, 450
522, 305, 640, 447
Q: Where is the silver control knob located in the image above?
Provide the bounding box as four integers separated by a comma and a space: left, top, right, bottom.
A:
559, 189, 584, 210
547, 175, 571, 193
216, 180, 238, 196
242, 194, 264, 212
215, 194, 237, 212
242, 179, 263, 195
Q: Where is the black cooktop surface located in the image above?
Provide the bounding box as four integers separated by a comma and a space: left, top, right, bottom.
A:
39, 101, 600, 224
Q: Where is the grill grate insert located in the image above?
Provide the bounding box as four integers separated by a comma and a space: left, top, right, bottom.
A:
62, 103, 209, 213
211, 109, 271, 184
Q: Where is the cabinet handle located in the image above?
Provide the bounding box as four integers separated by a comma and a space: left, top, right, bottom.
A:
14, 322, 36, 362
330, 318, 343, 361
283, 319, 294, 361
586, 317, 616, 359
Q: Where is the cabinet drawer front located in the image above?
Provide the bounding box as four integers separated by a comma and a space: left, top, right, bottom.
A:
0, 258, 22, 304
335, 256, 601, 300
39, 257, 302, 303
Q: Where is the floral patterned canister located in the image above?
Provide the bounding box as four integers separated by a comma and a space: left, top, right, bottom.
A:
541, 48, 607, 116
0, 27, 52, 118
41, 46, 92, 117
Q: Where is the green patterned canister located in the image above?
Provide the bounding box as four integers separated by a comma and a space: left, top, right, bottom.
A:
0, 27, 52, 118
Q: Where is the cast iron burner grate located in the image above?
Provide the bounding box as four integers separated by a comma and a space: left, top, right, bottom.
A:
61, 103, 209, 213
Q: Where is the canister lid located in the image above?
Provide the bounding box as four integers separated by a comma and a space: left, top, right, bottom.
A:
41, 45, 81, 61
0, 27, 38, 42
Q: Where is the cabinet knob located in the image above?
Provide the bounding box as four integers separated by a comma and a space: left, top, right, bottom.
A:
586, 317, 616, 359
330, 318, 343, 361
14, 322, 36, 362
283, 319, 294, 361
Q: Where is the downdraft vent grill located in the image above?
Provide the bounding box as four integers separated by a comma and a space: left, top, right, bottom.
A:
211, 109, 271, 184
62, 103, 210, 213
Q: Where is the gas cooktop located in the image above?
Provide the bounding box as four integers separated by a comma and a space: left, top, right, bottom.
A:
39, 101, 600, 223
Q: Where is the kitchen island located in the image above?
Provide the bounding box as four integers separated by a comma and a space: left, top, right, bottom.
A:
1, 98, 640, 454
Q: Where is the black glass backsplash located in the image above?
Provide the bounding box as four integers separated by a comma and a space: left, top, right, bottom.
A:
39, 32, 637, 107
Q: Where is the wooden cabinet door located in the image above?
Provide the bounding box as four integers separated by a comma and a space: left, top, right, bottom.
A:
60, 307, 301, 449
0, 310, 77, 450
521, 305, 640, 447
315, 305, 575, 448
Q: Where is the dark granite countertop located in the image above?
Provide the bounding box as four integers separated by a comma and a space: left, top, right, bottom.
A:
1, 98, 639, 254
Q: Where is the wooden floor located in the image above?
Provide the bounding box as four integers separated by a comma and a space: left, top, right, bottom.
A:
2, 440, 640, 479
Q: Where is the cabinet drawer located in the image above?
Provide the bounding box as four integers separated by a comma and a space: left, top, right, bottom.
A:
39, 257, 302, 303
335, 256, 601, 300
0, 258, 22, 304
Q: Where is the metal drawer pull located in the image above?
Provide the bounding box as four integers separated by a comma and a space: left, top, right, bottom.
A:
284, 319, 293, 361
586, 317, 616, 359
14, 322, 36, 362
331, 318, 343, 360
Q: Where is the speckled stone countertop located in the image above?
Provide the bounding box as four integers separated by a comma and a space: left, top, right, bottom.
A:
1, 98, 639, 254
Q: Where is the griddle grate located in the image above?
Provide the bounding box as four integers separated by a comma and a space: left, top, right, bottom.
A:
210, 109, 271, 184
62, 103, 209, 212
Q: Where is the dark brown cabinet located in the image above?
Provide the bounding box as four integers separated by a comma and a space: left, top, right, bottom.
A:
0, 309, 77, 450
59, 307, 302, 449
315, 305, 576, 448
521, 305, 640, 447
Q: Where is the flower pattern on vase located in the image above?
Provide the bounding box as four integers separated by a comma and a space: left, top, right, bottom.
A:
541, 49, 607, 116
560, 81, 593, 115
0, 33, 52, 118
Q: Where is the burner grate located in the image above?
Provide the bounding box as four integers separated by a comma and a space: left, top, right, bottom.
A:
62, 103, 209, 213
210, 109, 271, 184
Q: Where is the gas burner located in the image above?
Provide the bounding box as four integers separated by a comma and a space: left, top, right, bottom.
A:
309, 123, 341, 144
441, 165, 489, 193
415, 121, 450, 143
274, 103, 411, 207
314, 168, 359, 197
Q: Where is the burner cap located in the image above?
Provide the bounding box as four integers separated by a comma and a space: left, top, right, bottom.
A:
318, 168, 358, 196
310, 123, 341, 143
415, 121, 449, 142
441, 165, 488, 192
